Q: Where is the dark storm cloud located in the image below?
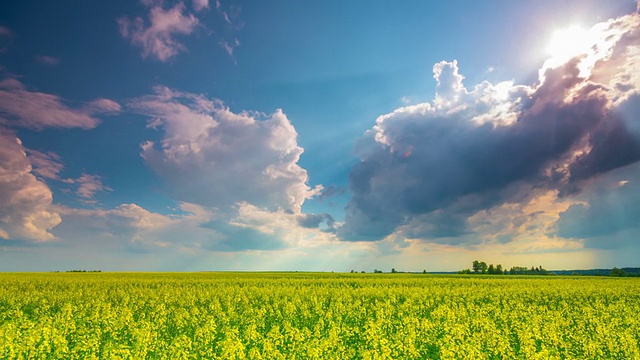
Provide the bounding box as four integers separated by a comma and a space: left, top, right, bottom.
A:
296, 213, 335, 230
556, 164, 640, 248
568, 113, 640, 185
317, 185, 346, 202
339, 14, 640, 242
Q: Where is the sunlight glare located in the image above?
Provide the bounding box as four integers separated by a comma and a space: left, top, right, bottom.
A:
541, 22, 616, 81
546, 26, 592, 63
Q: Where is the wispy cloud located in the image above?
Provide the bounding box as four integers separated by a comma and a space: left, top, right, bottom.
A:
35, 55, 60, 66
27, 149, 64, 180
0, 78, 120, 130
75, 174, 112, 202
0, 26, 12, 37
118, 0, 243, 61
118, 1, 200, 62
84, 98, 122, 114
214, 0, 242, 58
221, 38, 240, 57
192, 0, 209, 12
0, 25, 13, 53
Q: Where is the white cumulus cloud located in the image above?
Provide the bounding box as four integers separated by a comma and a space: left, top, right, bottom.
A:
131, 86, 322, 213
0, 129, 60, 241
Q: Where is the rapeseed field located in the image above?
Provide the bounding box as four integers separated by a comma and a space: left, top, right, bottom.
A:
1, 273, 638, 359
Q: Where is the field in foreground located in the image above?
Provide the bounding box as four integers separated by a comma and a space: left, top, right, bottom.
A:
1, 273, 639, 359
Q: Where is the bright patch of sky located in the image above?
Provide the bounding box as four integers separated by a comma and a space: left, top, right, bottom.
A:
0, 0, 639, 271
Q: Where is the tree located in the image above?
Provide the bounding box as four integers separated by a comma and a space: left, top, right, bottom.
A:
391, 268, 397, 273
611, 267, 627, 277
423, 269, 427, 274
488, 264, 495, 274
496, 264, 503, 275
480, 262, 488, 274
472, 260, 481, 273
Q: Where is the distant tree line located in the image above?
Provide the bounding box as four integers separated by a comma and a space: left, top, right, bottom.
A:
609, 267, 639, 277
458, 261, 550, 275
349, 268, 429, 274
553, 267, 640, 276
459, 262, 640, 277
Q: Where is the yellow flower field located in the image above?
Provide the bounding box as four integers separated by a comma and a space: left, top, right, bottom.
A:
1, 273, 638, 359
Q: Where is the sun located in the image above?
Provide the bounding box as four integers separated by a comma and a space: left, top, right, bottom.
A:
541, 24, 611, 78
546, 25, 592, 62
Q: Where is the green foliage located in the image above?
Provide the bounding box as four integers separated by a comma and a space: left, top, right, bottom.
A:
469, 261, 553, 276
1, 273, 639, 359
611, 267, 627, 277
472, 260, 489, 274
508, 266, 550, 275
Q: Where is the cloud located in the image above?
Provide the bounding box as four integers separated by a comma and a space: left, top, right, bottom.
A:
214, 1, 243, 57
0, 78, 120, 130
118, 0, 243, 61
27, 150, 111, 203
50, 200, 336, 254
340, 14, 640, 243
221, 38, 240, 57
35, 55, 60, 66
0, 26, 12, 37
295, 212, 335, 230
220, 202, 337, 250
0, 129, 61, 241
52, 203, 192, 251
192, 0, 209, 12
27, 150, 64, 181
84, 98, 122, 114
131, 86, 321, 213
317, 184, 346, 202
118, 1, 199, 62
51, 202, 275, 254
0, 25, 13, 53
556, 163, 640, 245
75, 174, 112, 201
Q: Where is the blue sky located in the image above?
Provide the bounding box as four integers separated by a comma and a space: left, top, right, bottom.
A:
1, 0, 639, 271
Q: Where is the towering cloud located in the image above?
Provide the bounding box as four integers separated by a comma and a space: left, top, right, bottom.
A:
0, 129, 60, 241
131, 86, 321, 213
340, 14, 640, 243
0, 75, 120, 241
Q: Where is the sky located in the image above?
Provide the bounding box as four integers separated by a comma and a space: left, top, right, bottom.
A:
1, 0, 639, 272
